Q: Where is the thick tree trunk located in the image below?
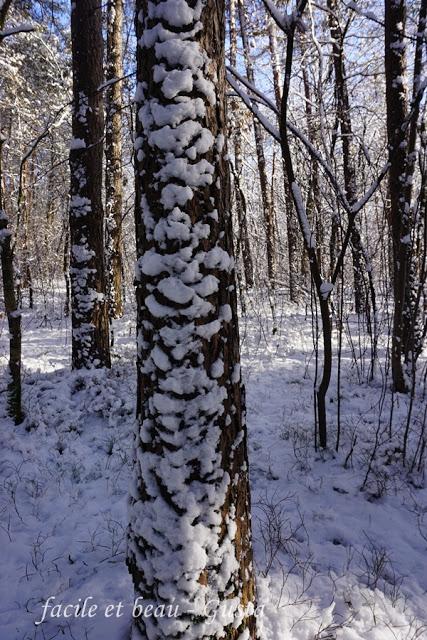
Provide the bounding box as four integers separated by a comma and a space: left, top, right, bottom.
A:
238, 0, 276, 285
69, 0, 110, 369
128, 1, 257, 637
105, 0, 124, 319
0, 4, 23, 424
385, 0, 412, 392
63, 211, 71, 317
0, 135, 23, 424
401, 0, 427, 364
0, 0, 12, 30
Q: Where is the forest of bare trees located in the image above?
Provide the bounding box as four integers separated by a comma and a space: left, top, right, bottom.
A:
0, 0, 426, 639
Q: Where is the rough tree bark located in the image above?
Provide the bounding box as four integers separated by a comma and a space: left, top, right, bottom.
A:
105, 0, 124, 319
0, 134, 23, 424
69, 0, 110, 369
400, 0, 427, 365
0, 2, 23, 424
0, 1, 13, 30
385, 0, 411, 392
63, 212, 71, 317
128, 0, 257, 637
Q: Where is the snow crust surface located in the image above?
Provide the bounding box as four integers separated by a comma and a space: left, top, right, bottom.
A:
1, 298, 426, 639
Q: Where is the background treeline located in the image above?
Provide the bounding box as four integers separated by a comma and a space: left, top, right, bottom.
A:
0, 0, 426, 459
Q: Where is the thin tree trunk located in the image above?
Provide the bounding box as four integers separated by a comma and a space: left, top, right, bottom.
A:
327, 0, 379, 375
278, 0, 331, 448
45, 141, 55, 259
128, 0, 257, 637
69, 0, 110, 369
229, 0, 254, 288
0, 135, 23, 424
300, 38, 323, 278
268, 17, 299, 301
18, 161, 34, 309
238, 0, 276, 285
328, 0, 366, 315
105, 0, 124, 319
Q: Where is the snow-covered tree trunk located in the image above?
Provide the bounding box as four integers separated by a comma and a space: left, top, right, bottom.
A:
128, 0, 257, 638
69, 0, 110, 369
400, 0, 427, 366
385, 0, 411, 392
0, 2, 23, 423
63, 213, 71, 317
105, 0, 124, 320
0, 134, 23, 424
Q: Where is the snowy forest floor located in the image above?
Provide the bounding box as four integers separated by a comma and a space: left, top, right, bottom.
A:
1, 292, 427, 640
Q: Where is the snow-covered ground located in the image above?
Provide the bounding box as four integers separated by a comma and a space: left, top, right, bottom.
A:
1, 294, 426, 639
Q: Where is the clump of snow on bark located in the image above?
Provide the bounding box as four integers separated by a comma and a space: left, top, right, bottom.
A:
129, 0, 253, 637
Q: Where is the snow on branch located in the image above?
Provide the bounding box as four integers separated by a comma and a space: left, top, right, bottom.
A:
96, 71, 136, 93
227, 67, 351, 213
228, 66, 278, 114
262, 0, 308, 34
228, 66, 427, 221
262, 0, 293, 33
344, 1, 384, 28
0, 23, 35, 40
226, 73, 281, 143
351, 77, 427, 215
345, 1, 426, 45
226, 74, 317, 252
